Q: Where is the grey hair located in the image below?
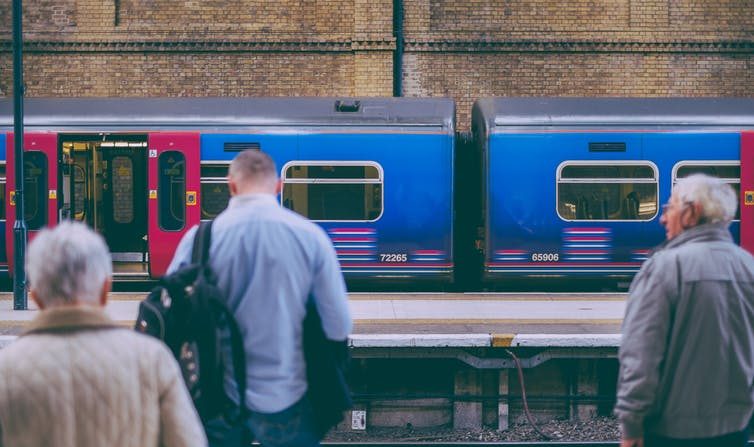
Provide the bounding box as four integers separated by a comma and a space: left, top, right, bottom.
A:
673, 173, 738, 225
26, 221, 112, 306
228, 150, 278, 191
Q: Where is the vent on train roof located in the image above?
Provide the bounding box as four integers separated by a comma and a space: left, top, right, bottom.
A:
334, 100, 361, 112
589, 142, 626, 152
224, 142, 261, 152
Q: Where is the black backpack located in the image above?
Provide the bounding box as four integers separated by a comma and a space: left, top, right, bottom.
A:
135, 221, 247, 423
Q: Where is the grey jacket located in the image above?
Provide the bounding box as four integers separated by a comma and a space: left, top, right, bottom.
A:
615, 223, 754, 439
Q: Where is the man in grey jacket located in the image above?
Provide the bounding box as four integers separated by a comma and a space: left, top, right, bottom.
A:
616, 174, 754, 447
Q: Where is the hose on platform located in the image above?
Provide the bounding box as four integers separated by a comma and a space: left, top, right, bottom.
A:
505, 348, 552, 441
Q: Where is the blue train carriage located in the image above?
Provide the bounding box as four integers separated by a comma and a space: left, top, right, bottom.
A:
187, 97, 456, 284
0, 97, 454, 284
472, 97, 754, 282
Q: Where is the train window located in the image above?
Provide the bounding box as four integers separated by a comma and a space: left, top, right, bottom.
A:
111, 156, 134, 224
673, 161, 740, 220
557, 162, 658, 221
200, 163, 230, 220
281, 162, 383, 221
24, 152, 48, 230
560, 165, 655, 179
158, 151, 185, 231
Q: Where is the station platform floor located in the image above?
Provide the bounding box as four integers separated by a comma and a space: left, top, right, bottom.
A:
0, 292, 626, 349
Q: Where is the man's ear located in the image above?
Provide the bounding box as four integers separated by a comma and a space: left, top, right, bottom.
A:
228, 177, 239, 196
99, 279, 111, 307
682, 202, 703, 228
275, 178, 283, 195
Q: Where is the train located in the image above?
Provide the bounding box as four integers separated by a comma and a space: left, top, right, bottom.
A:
0, 97, 752, 289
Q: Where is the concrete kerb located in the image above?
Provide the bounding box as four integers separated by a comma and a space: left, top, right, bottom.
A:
0, 333, 622, 349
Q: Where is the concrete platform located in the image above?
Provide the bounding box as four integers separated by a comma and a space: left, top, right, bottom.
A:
0, 292, 625, 348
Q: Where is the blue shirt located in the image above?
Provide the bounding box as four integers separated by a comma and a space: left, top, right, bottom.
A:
168, 193, 352, 413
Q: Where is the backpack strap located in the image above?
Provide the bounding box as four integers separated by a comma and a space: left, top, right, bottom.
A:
191, 220, 214, 266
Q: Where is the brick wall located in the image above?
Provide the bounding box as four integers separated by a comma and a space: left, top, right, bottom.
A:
0, 0, 752, 129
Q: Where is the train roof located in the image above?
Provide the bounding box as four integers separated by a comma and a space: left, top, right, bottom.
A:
473, 97, 754, 129
0, 97, 455, 131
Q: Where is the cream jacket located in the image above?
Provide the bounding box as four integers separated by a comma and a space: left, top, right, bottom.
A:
0, 306, 207, 447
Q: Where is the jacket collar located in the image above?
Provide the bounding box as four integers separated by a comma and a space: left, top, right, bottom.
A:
23, 305, 118, 336
228, 193, 279, 209
654, 222, 733, 254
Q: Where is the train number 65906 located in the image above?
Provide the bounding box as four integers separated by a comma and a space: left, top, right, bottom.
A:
531, 253, 559, 262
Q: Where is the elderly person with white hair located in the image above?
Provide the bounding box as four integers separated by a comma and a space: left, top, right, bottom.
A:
615, 174, 754, 447
0, 222, 207, 447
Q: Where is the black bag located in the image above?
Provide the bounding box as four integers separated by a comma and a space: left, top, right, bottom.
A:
303, 299, 352, 438
135, 221, 248, 425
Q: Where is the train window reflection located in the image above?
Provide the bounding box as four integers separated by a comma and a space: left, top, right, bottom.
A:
557, 162, 658, 221
673, 162, 740, 220
200, 162, 230, 220
24, 152, 48, 230
158, 151, 185, 231
281, 162, 383, 221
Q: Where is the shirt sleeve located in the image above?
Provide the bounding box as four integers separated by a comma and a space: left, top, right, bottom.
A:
166, 225, 199, 274
310, 230, 353, 341
614, 255, 675, 439
157, 343, 208, 447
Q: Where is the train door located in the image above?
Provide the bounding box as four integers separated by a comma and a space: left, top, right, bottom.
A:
5, 133, 58, 273
147, 132, 200, 277
100, 145, 148, 253
741, 131, 754, 255
59, 135, 149, 277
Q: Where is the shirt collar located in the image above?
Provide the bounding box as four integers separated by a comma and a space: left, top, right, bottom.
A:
23, 305, 118, 336
228, 193, 279, 209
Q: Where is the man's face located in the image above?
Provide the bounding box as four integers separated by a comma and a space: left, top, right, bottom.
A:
659, 193, 692, 240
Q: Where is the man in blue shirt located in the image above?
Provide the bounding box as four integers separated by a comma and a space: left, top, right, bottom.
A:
168, 150, 353, 447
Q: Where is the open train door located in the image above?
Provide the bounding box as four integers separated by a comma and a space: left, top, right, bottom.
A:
741, 131, 754, 255
5, 133, 58, 274
147, 132, 201, 277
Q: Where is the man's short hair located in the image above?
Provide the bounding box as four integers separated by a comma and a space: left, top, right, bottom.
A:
674, 173, 738, 225
229, 150, 278, 190
26, 221, 112, 306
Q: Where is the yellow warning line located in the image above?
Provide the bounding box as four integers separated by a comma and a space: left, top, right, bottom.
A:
353, 318, 623, 325
348, 294, 626, 301
0, 293, 146, 302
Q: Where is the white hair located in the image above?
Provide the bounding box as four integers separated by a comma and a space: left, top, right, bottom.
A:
673, 173, 738, 225
26, 221, 112, 306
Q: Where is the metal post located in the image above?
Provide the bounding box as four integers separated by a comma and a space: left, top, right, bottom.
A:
12, 0, 27, 310
392, 0, 403, 97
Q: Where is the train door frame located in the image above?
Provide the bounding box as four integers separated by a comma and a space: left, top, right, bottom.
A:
147, 132, 201, 277
5, 133, 58, 274
58, 135, 150, 277
741, 131, 754, 255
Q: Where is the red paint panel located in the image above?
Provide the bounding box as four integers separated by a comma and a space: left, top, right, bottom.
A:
5, 133, 58, 275
741, 132, 754, 255
147, 132, 200, 277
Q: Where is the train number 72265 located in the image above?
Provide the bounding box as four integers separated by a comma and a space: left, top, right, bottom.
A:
380, 253, 408, 262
